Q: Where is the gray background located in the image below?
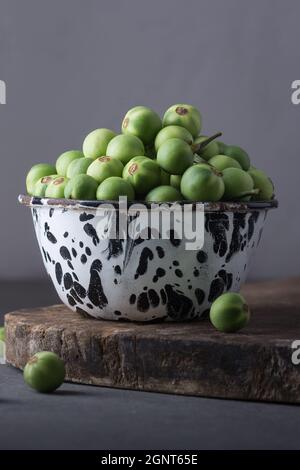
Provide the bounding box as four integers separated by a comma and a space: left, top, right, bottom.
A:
0, 0, 298, 281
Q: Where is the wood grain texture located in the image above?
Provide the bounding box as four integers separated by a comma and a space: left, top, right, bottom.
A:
4, 278, 300, 403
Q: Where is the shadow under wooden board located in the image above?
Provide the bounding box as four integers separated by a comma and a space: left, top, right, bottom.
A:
4, 278, 300, 404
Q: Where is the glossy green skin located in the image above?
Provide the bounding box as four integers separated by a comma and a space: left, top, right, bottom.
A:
224, 145, 250, 170
123, 157, 161, 196
33, 175, 58, 197
170, 174, 182, 190
0, 327, 5, 342
248, 168, 274, 201
66, 157, 93, 179
157, 138, 194, 175
87, 156, 124, 183
23, 351, 65, 393
45, 177, 69, 199
210, 292, 250, 333
106, 134, 144, 165
222, 167, 254, 200
64, 174, 98, 200
82, 128, 116, 160
154, 125, 193, 152
96, 176, 135, 201
145, 185, 182, 202
122, 106, 162, 145
217, 141, 227, 154
181, 165, 225, 201
26, 163, 56, 195
160, 169, 170, 185
209, 154, 242, 171
162, 104, 202, 138
56, 150, 84, 177
194, 135, 219, 161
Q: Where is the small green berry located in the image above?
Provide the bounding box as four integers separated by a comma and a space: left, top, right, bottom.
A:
210, 292, 250, 333
23, 351, 65, 393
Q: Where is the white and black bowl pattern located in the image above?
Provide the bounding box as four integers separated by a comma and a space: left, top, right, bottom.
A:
19, 196, 277, 322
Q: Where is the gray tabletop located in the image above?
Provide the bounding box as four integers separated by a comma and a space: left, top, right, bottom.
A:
0, 281, 300, 450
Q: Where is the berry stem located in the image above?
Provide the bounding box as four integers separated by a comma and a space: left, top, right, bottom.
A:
191, 132, 222, 154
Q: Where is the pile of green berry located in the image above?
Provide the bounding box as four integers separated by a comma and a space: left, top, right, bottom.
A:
26, 104, 274, 202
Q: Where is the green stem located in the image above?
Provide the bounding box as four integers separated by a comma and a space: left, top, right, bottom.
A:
191, 132, 222, 154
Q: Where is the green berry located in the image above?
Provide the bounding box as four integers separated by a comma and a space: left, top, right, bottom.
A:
123, 157, 161, 196
145, 185, 182, 202
96, 176, 135, 201
64, 174, 98, 200
66, 157, 93, 179
122, 106, 162, 145
247, 168, 274, 201
194, 135, 219, 160
106, 134, 144, 165
23, 351, 65, 393
154, 125, 193, 152
82, 128, 116, 160
209, 154, 242, 171
56, 150, 84, 177
157, 138, 194, 175
162, 104, 202, 138
224, 145, 250, 170
181, 164, 225, 201
26, 163, 56, 195
210, 292, 250, 333
33, 175, 59, 197
170, 174, 182, 190
87, 156, 124, 183
45, 177, 69, 199
222, 167, 255, 200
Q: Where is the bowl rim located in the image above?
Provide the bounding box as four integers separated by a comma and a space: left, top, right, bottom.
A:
18, 194, 278, 212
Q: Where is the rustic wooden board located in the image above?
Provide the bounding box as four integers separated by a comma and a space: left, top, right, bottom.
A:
4, 278, 300, 403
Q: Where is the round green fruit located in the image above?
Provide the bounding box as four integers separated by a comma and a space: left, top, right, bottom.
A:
56, 150, 84, 177
33, 175, 59, 197
45, 177, 69, 199
106, 134, 144, 165
96, 176, 135, 201
210, 292, 250, 333
122, 106, 162, 145
154, 125, 193, 152
82, 128, 116, 160
247, 168, 274, 201
23, 351, 65, 393
194, 135, 219, 160
26, 163, 56, 195
145, 185, 182, 202
170, 174, 182, 190
87, 156, 124, 183
123, 157, 161, 196
224, 145, 250, 170
181, 165, 225, 201
66, 157, 93, 179
209, 155, 242, 171
222, 167, 255, 200
157, 138, 194, 175
64, 174, 98, 200
162, 103, 202, 138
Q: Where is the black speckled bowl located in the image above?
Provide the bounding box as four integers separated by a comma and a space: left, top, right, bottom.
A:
19, 195, 277, 322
